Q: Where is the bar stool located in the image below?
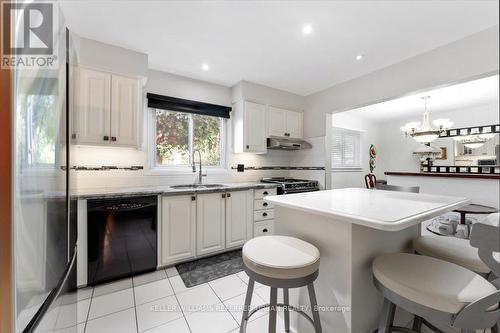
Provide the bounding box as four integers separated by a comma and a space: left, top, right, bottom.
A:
373, 221, 500, 333
240, 235, 322, 333
413, 213, 499, 278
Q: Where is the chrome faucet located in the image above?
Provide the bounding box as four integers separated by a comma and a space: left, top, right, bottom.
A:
192, 150, 206, 184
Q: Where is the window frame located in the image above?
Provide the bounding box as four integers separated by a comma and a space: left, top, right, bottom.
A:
331, 126, 363, 171
146, 107, 228, 174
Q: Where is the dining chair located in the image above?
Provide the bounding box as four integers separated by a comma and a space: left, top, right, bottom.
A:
365, 174, 377, 189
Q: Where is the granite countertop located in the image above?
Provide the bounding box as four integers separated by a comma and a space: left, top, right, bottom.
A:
264, 187, 469, 231
72, 182, 280, 199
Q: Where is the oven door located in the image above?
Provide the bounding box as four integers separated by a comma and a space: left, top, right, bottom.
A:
282, 188, 320, 195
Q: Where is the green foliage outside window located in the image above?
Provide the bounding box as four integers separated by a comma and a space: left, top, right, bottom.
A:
156, 109, 223, 167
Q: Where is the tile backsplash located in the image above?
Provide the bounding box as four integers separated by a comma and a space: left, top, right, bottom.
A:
70, 136, 326, 191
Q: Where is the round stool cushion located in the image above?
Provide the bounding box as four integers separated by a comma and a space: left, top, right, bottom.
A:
373, 253, 497, 314
413, 236, 491, 273
242, 236, 320, 280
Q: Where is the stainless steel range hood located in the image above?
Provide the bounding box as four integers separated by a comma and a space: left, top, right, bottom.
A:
267, 137, 312, 150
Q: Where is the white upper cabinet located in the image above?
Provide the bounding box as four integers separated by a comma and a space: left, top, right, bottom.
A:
73, 67, 111, 144
196, 192, 226, 256
233, 100, 267, 153
72, 66, 141, 147
268, 107, 287, 137
286, 110, 303, 138
111, 74, 141, 146
268, 106, 303, 139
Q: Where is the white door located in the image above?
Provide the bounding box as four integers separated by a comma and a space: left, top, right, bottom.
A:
225, 190, 252, 248
244, 101, 267, 153
110, 74, 141, 147
73, 67, 111, 144
161, 195, 196, 265
286, 110, 303, 138
268, 106, 287, 137
196, 193, 226, 256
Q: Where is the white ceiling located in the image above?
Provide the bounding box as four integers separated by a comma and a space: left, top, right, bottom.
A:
60, 1, 499, 96
347, 74, 499, 121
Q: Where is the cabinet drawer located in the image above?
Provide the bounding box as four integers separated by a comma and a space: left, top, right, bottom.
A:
254, 209, 274, 221
254, 220, 274, 237
254, 188, 277, 199
254, 199, 274, 210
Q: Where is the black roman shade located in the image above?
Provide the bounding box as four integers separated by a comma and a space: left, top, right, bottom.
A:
147, 93, 231, 119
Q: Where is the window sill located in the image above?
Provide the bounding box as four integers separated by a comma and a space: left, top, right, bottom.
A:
331, 168, 363, 172
144, 167, 230, 176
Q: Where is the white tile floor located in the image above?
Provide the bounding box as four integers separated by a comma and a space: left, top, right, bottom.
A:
75, 268, 288, 333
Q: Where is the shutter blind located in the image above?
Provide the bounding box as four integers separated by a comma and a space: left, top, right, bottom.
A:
331, 127, 362, 169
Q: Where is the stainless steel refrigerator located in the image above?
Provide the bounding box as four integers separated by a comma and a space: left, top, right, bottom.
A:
11, 4, 78, 332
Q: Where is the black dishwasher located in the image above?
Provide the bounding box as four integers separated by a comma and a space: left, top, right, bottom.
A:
87, 196, 157, 285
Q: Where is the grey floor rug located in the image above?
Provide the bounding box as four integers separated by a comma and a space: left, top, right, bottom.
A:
176, 250, 244, 288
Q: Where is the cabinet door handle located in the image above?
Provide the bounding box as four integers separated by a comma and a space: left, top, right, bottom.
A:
263, 191, 268, 195
263, 202, 268, 207
103, 135, 109, 141
263, 228, 268, 233
222, 193, 226, 198
71, 133, 76, 139
111, 136, 117, 142
246, 145, 249, 149
262, 212, 268, 217
226, 193, 231, 198
191, 196, 196, 201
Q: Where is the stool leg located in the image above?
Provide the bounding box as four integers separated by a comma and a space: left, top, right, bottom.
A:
268, 287, 278, 333
307, 283, 323, 333
378, 298, 396, 333
239, 279, 255, 333
412, 315, 422, 332
283, 288, 290, 332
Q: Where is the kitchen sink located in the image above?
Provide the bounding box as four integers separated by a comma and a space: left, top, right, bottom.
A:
170, 184, 226, 189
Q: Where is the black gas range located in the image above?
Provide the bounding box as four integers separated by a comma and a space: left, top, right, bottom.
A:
261, 177, 320, 195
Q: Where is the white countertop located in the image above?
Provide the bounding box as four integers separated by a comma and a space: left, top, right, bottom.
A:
264, 188, 470, 231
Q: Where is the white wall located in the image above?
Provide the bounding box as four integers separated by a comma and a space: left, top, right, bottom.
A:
147, 70, 231, 106
304, 26, 499, 138
231, 80, 305, 110
73, 36, 148, 78
379, 102, 499, 173
329, 113, 383, 189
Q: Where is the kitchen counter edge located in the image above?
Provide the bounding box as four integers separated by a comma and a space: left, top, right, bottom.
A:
71, 183, 280, 200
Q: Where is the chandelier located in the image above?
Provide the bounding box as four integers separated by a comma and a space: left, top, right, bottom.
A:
400, 96, 453, 143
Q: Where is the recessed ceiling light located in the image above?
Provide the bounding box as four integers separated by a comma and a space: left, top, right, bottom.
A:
201, 63, 210, 71
302, 24, 313, 35
355, 54, 364, 61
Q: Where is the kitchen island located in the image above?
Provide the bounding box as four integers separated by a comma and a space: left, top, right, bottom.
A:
264, 188, 469, 333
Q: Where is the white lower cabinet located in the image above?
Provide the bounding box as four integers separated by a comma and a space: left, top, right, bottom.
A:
225, 190, 253, 249
254, 220, 274, 237
159, 189, 257, 266
196, 192, 226, 256
253, 187, 276, 237
161, 195, 196, 265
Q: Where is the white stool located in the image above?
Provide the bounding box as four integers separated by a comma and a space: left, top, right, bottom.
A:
413, 236, 491, 274
240, 235, 322, 333
414, 213, 500, 276
373, 221, 500, 333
